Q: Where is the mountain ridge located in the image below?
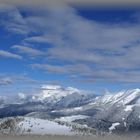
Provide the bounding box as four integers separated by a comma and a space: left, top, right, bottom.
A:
0, 85, 140, 135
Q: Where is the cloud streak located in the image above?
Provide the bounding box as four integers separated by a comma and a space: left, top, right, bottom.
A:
0, 50, 22, 59
0, 77, 12, 86
0, 4, 30, 35
1, 1, 140, 84
12, 45, 45, 57
26, 5, 140, 83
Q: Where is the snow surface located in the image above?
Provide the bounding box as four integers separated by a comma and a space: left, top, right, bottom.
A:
94, 89, 140, 106
124, 122, 127, 127
124, 105, 134, 112
109, 123, 120, 131
51, 106, 84, 114
122, 118, 125, 120
55, 115, 89, 122
17, 117, 75, 135
122, 89, 140, 105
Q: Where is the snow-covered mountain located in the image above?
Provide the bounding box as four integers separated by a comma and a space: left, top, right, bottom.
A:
0, 86, 140, 135
16, 85, 95, 109
0, 117, 97, 135
93, 88, 140, 106
0, 85, 95, 118
0, 117, 72, 135
70, 89, 140, 134
48, 88, 140, 134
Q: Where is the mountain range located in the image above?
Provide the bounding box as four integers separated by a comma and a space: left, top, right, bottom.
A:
0, 85, 140, 135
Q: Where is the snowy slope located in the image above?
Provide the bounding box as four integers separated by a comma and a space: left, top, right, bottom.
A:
0, 117, 76, 135
109, 123, 120, 132
55, 115, 89, 123
17, 117, 75, 135
0, 117, 97, 136
50, 89, 140, 134
72, 89, 140, 133
0, 87, 140, 135
50, 89, 140, 116
93, 89, 140, 106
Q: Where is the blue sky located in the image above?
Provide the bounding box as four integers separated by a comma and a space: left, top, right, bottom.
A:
0, 1, 140, 95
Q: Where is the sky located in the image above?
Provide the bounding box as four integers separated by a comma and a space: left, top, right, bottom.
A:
1, 0, 140, 95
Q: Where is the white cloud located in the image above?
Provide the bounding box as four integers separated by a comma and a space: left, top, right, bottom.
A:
1, 2, 140, 83
20, 5, 140, 83
31, 63, 92, 74
12, 45, 45, 56
0, 4, 30, 35
24, 36, 51, 44
0, 50, 22, 59
0, 74, 47, 95
25, 5, 140, 70
32, 63, 140, 83
0, 77, 12, 86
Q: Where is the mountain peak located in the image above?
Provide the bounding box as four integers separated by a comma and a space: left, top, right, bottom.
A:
94, 88, 140, 106
40, 85, 81, 101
